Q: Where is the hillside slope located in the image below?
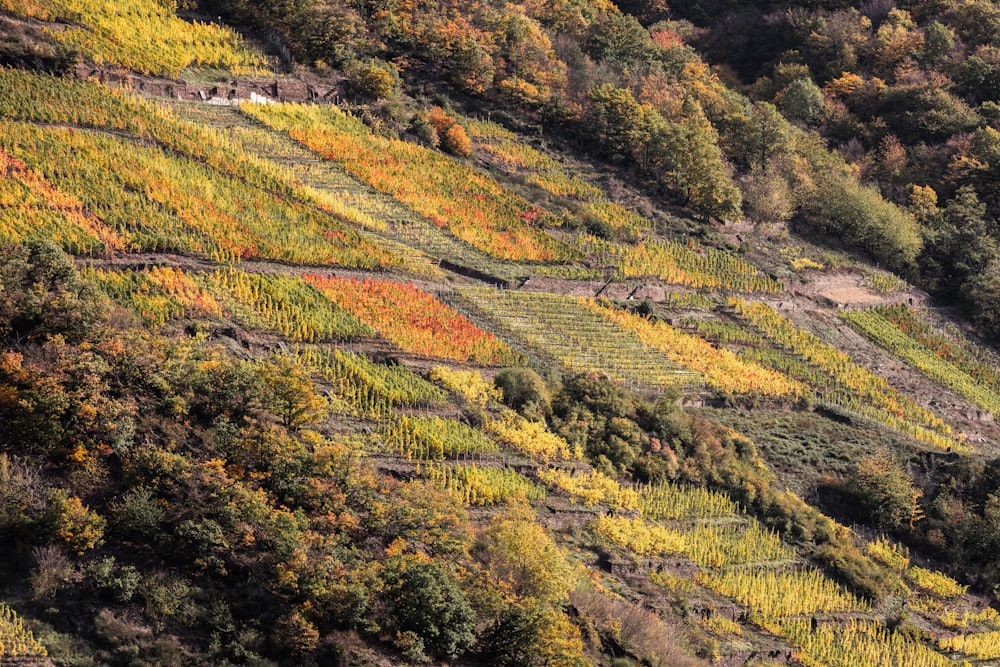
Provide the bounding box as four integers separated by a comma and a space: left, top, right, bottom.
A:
3, 2, 1000, 666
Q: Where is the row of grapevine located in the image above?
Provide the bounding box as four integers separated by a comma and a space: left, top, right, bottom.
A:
728, 298, 967, 452
428, 366, 502, 405
427, 367, 575, 461
842, 308, 1000, 419
305, 276, 520, 365
84, 266, 221, 326
538, 468, 640, 510
592, 302, 806, 400
638, 482, 739, 521
940, 630, 1000, 659
462, 117, 603, 199
3, 0, 265, 76
241, 102, 576, 263
198, 268, 374, 342
484, 409, 575, 462
455, 288, 699, 391
683, 522, 795, 568
297, 347, 444, 419
420, 462, 545, 505
0, 148, 124, 255
767, 618, 959, 667
0, 121, 400, 267
696, 568, 868, 618
591, 515, 686, 557
381, 415, 499, 460
0, 603, 46, 658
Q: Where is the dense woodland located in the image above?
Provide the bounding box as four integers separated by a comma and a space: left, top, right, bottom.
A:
3, 0, 1000, 664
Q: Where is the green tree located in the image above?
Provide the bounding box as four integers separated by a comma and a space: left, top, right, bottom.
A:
0, 240, 105, 343
493, 367, 551, 419
382, 558, 476, 660
780, 78, 824, 125
587, 84, 648, 163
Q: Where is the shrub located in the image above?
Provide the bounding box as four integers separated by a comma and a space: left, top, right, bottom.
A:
382, 558, 475, 660
48, 490, 105, 555
427, 107, 473, 157
494, 367, 551, 419
347, 59, 400, 99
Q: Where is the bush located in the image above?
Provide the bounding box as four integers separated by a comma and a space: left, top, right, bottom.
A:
442, 124, 473, 157
409, 111, 440, 148
426, 107, 473, 157
382, 559, 475, 660
347, 59, 400, 99
48, 489, 105, 555
494, 367, 551, 419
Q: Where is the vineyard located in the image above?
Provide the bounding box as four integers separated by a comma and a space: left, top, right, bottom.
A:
85, 266, 221, 326
723, 298, 968, 452
0, 603, 46, 658
454, 288, 700, 391
4, 7, 1000, 663
697, 568, 867, 617
591, 301, 806, 400
176, 102, 519, 281
420, 462, 545, 505
571, 234, 785, 293
765, 618, 959, 667
240, 102, 576, 263
843, 306, 1000, 420
2, 0, 266, 76
298, 347, 445, 419
381, 415, 499, 460
463, 116, 604, 200
305, 276, 520, 365
0, 120, 401, 267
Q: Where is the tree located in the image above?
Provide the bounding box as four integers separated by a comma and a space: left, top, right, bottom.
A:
964, 255, 1000, 341
493, 367, 551, 419
257, 356, 327, 429
586, 84, 648, 163
0, 240, 105, 343
809, 176, 922, 273
49, 489, 106, 554
780, 78, 824, 125
668, 97, 743, 221
479, 501, 578, 605
382, 558, 475, 660
346, 59, 400, 99
848, 450, 923, 532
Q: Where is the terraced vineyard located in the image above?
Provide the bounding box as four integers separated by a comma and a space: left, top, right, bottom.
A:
685, 299, 970, 452
843, 306, 1000, 420
241, 102, 576, 263
179, 104, 525, 282
2, 0, 266, 76
454, 288, 701, 391
5, 10, 1000, 664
